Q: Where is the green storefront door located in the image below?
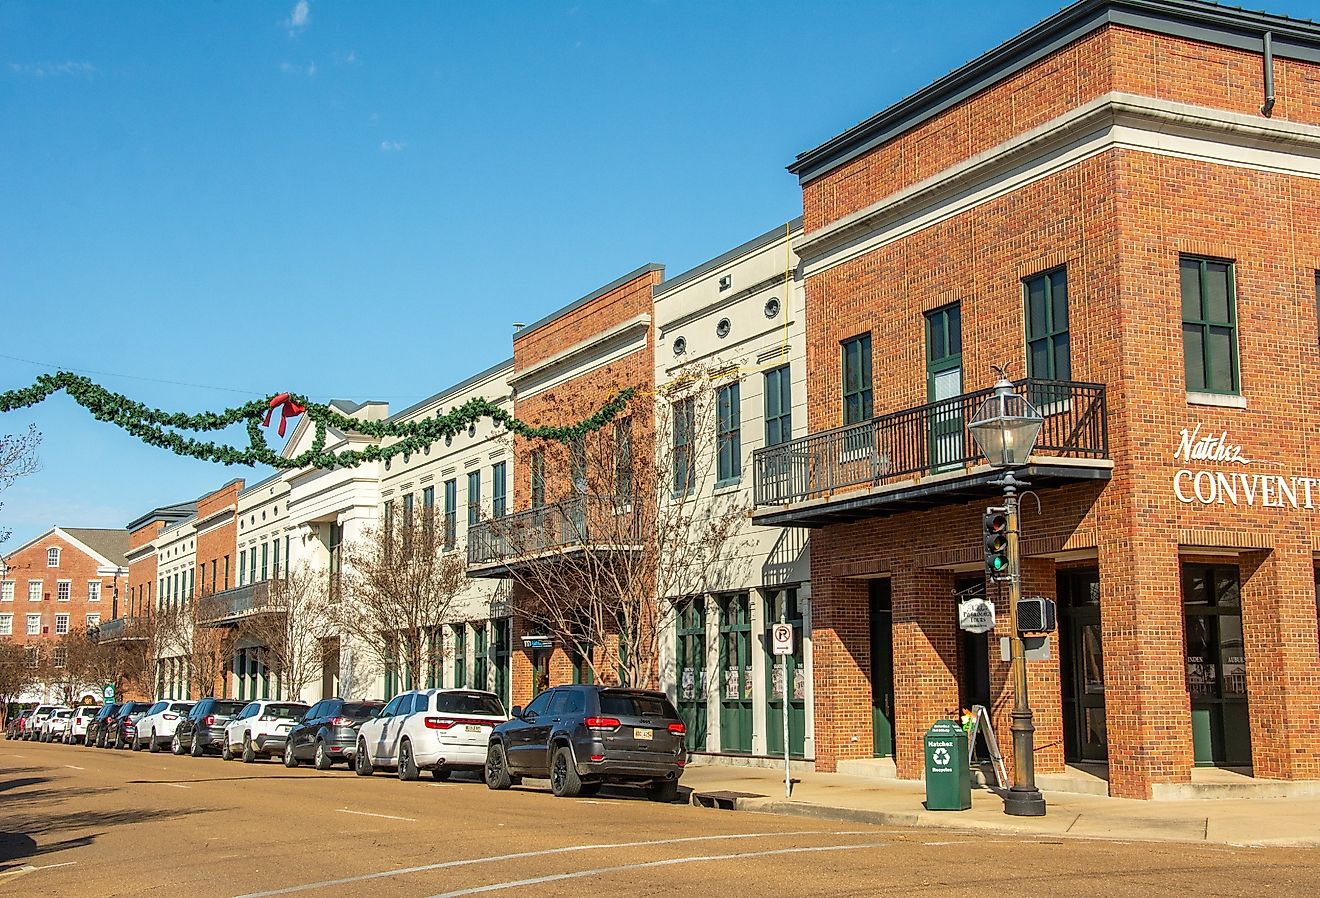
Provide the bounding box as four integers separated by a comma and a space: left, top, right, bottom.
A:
676, 598, 708, 751
869, 580, 895, 757
1183, 564, 1252, 767
765, 589, 806, 758
1058, 569, 1107, 763
925, 303, 964, 472
491, 619, 511, 709
718, 593, 753, 753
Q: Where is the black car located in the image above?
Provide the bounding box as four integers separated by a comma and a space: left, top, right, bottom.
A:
485, 685, 686, 801
88, 703, 121, 748
108, 701, 154, 749
282, 697, 383, 770
174, 697, 246, 757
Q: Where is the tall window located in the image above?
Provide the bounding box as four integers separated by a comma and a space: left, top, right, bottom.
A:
570, 436, 587, 495
452, 624, 467, 688
249, 548, 257, 586
239, 551, 248, 587
0, 614, 11, 635
672, 396, 696, 497
0, 581, 12, 603
716, 381, 742, 487
764, 365, 792, 446
1024, 267, 1070, 382
85, 612, 100, 628
47, 547, 60, 567
87, 580, 100, 603
272, 539, 281, 579
56, 581, 70, 602
614, 419, 632, 497
188, 568, 194, 599
223, 555, 230, 590
53, 646, 68, 668
261, 543, 269, 581
27, 580, 40, 602
403, 492, 415, 530
54, 613, 69, 635
443, 479, 457, 549
1181, 256, 1239, 395
26, 614, 40, 635
492, 462, 507, 517
422, 485, 435, 534
467, 471, 482, 527
841, 334, 873, 424
530, 449, 545, 509
383, 498, 395, 539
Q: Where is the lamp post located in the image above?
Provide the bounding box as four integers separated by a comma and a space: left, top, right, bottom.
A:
969, 374, 1047, 818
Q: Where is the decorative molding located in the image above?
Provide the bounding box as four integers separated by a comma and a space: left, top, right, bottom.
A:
1179, 528, 1274, 549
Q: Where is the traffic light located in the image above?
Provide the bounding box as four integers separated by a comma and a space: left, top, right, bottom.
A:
983, 508, 1010, 580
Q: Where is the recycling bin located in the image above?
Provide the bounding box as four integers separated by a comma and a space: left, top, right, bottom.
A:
924, 720, 971, 810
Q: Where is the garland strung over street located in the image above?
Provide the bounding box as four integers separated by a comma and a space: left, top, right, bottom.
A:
0, 371, 635, 470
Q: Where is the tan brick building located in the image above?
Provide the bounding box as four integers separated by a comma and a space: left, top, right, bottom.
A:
753, 0, 1320, 798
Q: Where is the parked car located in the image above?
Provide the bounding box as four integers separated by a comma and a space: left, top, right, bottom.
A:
283, 698, 384, 770
485, 685, 685, 801
105, 701, 154, 749
355, 689, 506, 781
133, 700, 195, 752
222, 701, 310, 763
5, 709, 33, 740
65, 706, 101, 744
88, 703, 121, 747
43, 708, 75, 742
175, 698, 246, 756
23, 705, 61, 741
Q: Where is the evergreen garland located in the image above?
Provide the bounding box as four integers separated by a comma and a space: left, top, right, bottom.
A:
0, 371, 635, 470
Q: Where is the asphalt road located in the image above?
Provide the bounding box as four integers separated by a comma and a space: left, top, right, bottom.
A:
2, 738, 1318, 897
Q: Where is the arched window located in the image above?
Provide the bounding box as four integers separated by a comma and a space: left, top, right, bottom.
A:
46, 547, 60, 568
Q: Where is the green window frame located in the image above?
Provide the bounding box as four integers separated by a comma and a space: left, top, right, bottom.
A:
530, 450, 545, 509
452, 624, 467, 688
467, 471, 481, 528
764, 364, 792, 447
1024, 267, 1069, 381
443, 479, 457, 549
672, 396, 696, 497
491, 462, 506, 518
716, 381, 741, 487
1181, 256, 1239, 395
614, 418, 633, 497
841, 334, 873, 425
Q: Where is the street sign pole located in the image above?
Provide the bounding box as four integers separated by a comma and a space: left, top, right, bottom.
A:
771, 618, 794, 798
781, 636, 790, 798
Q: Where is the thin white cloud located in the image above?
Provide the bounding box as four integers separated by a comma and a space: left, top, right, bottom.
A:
7, 60, 96, 78
280, 61, 317, 77
379, 140, 406, 152
284, 0, 311, 34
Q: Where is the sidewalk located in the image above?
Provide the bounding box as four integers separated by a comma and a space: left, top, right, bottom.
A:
679, 761, 1320, 848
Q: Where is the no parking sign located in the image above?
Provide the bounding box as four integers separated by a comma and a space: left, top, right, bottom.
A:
771, 623, 794, 655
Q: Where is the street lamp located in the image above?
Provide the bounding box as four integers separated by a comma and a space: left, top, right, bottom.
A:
969, 373, 1047, 818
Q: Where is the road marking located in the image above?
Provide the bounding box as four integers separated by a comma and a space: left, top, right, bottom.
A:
421, 842, 890, 897
233, 830, 832, 898
335, 808, 416, 822
150, 782, 191, 789
64, 765, 84, 770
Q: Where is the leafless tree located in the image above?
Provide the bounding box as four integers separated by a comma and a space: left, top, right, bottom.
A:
0, 641, 37, 724
43, 626, 117, 705
233, 563, 329, 702
339, 508, 468, 691
0, 424, 40, 549
482, 371, 749, 688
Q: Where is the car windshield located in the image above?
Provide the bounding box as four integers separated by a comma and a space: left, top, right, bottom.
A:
341, 703, 382, 720
435, 692, 505, 716
599, 692, 679, 719
264, 704, 308, 719
211, 701, 244, 716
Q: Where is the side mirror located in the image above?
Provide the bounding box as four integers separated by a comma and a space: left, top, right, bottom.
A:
510, 706, 523, 719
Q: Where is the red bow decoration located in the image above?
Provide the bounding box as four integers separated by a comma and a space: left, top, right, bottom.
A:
262, 392, 306, 438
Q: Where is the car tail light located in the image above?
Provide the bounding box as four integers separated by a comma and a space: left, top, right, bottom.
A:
204, 716, 215, 726
424, 717, 491, 730
677, 757, 686, 767
590, 754, 605, 762
668, 722, 686, 736
329, 717, 354, 726
585, 717, 620, 731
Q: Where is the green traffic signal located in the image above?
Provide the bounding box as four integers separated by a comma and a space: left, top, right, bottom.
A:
983, 509, 1010, 579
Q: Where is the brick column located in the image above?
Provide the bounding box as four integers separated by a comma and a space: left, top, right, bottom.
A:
891, 565, 959, 779
1097, 531, 1190, 798
808, 571, 871, 772
1240, 534, 1320, 780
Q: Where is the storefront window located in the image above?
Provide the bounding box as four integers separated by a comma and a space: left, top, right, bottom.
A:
1182, 563, 1250, 767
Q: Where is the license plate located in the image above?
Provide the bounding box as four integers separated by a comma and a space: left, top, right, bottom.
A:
278, 724, 291, 732
464, 725, 484, 734
634, 727, 653, 741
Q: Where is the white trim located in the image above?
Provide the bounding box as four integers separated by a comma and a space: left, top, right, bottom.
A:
509, 313, 652, 399
1187, 391, 1248, 409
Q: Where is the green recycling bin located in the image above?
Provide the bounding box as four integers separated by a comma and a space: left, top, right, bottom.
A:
924, 720, 971, 810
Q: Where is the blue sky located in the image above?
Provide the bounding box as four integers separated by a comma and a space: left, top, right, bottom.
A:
4, 0, 1315, 552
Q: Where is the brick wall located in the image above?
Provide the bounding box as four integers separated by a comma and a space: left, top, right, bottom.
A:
2, 531, 124, 652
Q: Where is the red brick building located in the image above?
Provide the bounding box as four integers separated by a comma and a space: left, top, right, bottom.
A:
753, 0, 1320, 798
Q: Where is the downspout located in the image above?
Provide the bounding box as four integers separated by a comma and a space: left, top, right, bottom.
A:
1262, 31, 1276, 117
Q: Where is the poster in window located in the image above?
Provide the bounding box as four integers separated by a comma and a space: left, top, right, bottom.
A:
744, 667, 753, 700
793, 667, 805, 702
770, 664, 785, 697
725, 667, 740, 700
681, 667, 695, 701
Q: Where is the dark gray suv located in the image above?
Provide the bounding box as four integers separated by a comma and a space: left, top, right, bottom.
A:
485, 685, 685, 801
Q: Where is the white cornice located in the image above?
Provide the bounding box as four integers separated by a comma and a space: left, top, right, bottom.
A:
510, 313, 651, 399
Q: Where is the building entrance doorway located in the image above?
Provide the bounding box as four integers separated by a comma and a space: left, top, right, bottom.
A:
764, 588, 806, 758
1182, 563, 1251, 767
868, 579, 894, 758
718, 593, 752, 753
1058, 569, 1107, 762
676, 597, 708, 751
954, 577, 991, 758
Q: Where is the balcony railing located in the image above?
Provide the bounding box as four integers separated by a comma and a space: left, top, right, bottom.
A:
196, 581, 284, 627
467, 495, 642, 573
753, 379, 1107, 508
95, 616, 148, 644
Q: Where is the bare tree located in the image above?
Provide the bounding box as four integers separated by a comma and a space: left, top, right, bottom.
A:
233, 563, 329, 702
0, 424, 40, 549
0, 641, 37, 724
188, 617, 237, 699
480, 372, 749, 688
44, 626, 116, 705
340, 507, 468, 691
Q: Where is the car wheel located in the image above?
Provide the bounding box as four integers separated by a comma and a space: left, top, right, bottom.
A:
397, 739, 420, 782
485, 742, 512, 790
549, 746, 582, 798
222, 740, 234, 761
171, 733, 184, 755
645, 779, 679, 803
283, 741, 299, 768
132, 735, 142, 751
242, 734, 257, 763
314, 740, 333, 771
149, 730, 161, 753
190, 734, 205, 758
431, 767, 451, 782
354, 740, 374, 776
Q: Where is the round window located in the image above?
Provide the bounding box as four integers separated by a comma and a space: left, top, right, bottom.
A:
764, 297, 781, 318
672, 336, 687, 356
716, 318, 731, 338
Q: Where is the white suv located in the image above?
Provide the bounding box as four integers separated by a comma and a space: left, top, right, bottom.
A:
43, 708, 75, 742
66, 706, 101, 744
222, 701, 309, 763
24, 705, 61, 740
133, 700, 195, 752
355, 689, 506, 781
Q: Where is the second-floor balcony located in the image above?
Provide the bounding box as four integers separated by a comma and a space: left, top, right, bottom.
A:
95, 615, 148, 644
467, 495, 643, 578
196, 581, 285, 627
752, 379, 1109, 527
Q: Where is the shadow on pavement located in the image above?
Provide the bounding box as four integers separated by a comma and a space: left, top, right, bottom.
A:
0, 805, 206, 866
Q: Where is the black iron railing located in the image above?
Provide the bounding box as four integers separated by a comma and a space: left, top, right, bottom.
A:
95, 616, 148, 643
196, 581, 284, 626
752, 379, 1107, 507
467, 495, 642, 568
